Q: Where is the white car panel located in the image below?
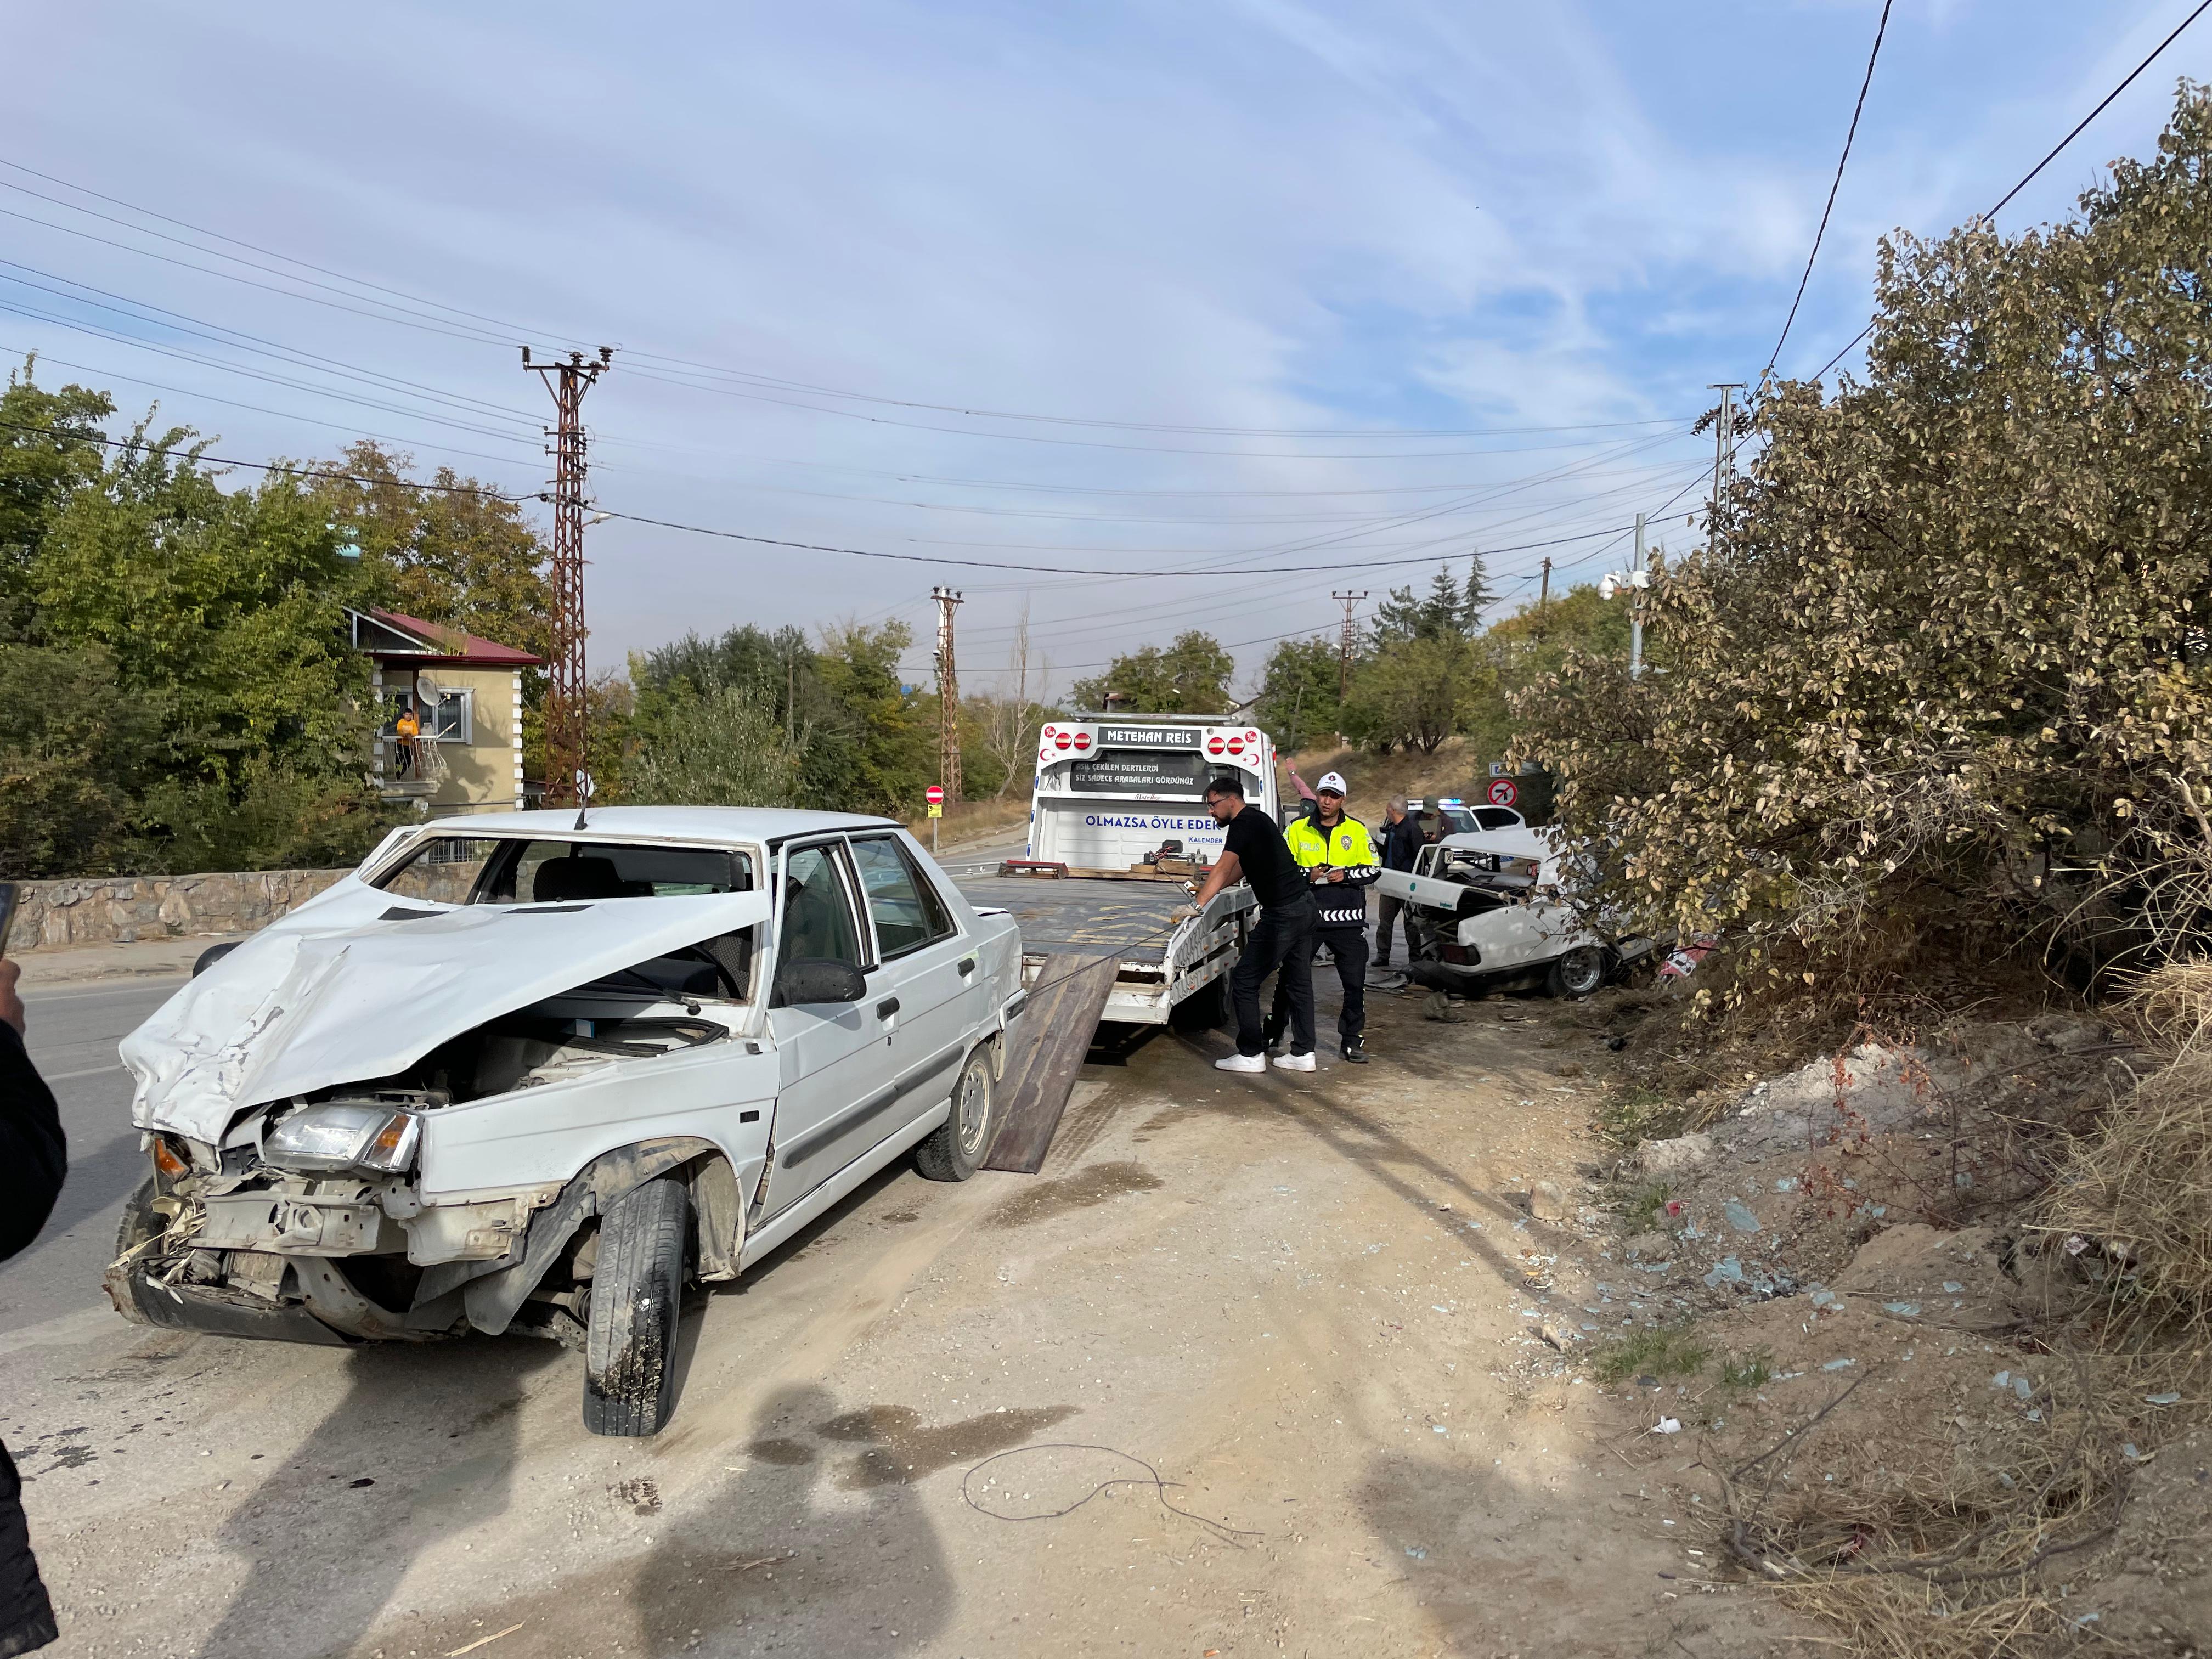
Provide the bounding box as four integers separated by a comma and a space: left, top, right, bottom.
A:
417, 1033, 778, 1200
123, 890, 770, 1145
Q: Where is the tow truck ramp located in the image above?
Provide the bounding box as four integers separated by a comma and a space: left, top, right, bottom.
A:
980, 952, 1119, 1173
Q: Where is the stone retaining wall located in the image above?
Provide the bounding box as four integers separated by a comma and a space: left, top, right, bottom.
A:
13, 870, 356, 950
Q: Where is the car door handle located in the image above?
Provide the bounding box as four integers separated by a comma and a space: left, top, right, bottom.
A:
876, 997, 901, 1020
956, 957, 975, 977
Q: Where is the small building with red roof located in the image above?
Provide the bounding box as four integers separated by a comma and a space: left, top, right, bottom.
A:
348, 608, 543, 814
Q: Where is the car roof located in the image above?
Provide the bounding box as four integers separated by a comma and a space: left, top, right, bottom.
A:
416, 806, 899, 845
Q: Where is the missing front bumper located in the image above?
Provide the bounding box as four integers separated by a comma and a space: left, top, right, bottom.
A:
107, 1263, 354, 1346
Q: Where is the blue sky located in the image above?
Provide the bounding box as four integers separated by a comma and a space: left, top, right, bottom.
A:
3, 1, 2204, 696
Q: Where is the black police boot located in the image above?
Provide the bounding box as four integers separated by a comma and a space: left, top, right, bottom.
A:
1341, 1036, 1368, 1064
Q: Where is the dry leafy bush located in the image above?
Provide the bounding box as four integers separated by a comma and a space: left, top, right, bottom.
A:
2036, 963, 2212, 1341
1515, 84, 2212, 1009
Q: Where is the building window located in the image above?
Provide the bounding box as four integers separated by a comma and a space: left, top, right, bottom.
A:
431, 689, 472, 743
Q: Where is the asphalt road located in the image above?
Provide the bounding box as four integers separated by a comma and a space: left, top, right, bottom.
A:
0, 976, 180, 1336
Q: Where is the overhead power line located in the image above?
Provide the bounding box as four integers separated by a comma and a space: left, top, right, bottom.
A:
0, 416, 1717, 588
1805, 0, 2212, 382
0, 155, 1683, 447
590, 507, 1643, 580
0, 341, 554, 478
0, 417, 522, 497
1766, 0, 1894, 378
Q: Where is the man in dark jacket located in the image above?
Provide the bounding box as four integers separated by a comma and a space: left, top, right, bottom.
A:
0, 958, 64, 1657
1374, 796, 1426, 967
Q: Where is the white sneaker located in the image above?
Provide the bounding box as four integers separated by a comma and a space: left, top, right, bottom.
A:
1272, 1051, 1317, 1073
1215, 1052, 1267, 1074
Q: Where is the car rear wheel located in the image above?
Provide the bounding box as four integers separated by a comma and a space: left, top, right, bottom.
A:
915, 1047, 994, 1182
582, 1176, 691, 1437
1547, 945, 1606, 1000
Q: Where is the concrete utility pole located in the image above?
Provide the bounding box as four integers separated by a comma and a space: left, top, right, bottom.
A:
523, 346, 612, 807
1708, 382, 1743, 528
1630, 512, 1646, 681
1538, 557, 1551, 614
933, 586, 964, 805
1331, 589, 1368, 700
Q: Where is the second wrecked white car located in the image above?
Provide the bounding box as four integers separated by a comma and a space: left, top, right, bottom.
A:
106, 808, 1025, 1436
1379, 827, 1655, 1000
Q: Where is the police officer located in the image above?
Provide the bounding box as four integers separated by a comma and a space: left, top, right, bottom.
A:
1266, 771, 1380, 1063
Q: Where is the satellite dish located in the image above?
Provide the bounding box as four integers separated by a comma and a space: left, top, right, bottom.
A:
414, 672, 441, 707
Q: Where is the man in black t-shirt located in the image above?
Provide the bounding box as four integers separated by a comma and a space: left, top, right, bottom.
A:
1186, 775, 1316, 1073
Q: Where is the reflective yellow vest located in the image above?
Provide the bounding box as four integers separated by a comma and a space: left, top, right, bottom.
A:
1283, 813, 1379, 928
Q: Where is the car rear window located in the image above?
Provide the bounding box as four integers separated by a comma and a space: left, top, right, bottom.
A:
848, 836, 955, 956
375, 838, 754, 904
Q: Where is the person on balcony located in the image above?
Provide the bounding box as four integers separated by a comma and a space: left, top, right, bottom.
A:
394, 703, 420, 779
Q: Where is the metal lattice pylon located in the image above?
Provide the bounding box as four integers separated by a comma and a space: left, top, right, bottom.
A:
525, 347, 612, 806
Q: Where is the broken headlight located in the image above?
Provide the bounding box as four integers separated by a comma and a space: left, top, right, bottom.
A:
261, 1102, 421, 1176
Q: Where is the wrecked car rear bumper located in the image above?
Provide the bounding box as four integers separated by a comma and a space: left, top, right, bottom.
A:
106, 1262, 355, 1346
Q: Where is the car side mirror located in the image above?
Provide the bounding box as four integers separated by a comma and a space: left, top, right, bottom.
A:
193, 941, 240, 978
771, 956, 868, 1007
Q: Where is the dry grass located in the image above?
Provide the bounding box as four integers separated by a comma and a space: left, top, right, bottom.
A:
2033, 963, 2212, 1342
1708, 1363, 2140, 1658
900, 794, 1031, 848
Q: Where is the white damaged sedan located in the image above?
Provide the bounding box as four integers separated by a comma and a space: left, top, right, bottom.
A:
108, 808, 1025, 1435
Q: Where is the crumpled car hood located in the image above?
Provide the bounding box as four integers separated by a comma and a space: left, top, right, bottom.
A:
121, 891, 770, 1144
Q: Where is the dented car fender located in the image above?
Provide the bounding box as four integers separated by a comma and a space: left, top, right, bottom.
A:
461, 1136, 749, 1337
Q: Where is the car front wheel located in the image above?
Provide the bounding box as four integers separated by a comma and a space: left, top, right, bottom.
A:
914, 1046, 995, 1182
582, 1176, 691, 1437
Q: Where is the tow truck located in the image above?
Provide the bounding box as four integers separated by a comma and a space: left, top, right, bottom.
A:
951, 714, 1276, 1034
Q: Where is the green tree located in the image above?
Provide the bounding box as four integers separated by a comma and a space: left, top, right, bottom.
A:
807, 620, 932, 816
1343, 633, 1486, 754
625, 682, 802, 807
0, 359, 113, 640
0, 644, 161, 878
1252, 636, 1342, 753
1373, 558, 1486, 646
32, 429, 375, 778
1069, 630, 1234, 713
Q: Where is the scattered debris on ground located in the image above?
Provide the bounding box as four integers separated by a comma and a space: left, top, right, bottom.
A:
1556, 971, 2212, 1657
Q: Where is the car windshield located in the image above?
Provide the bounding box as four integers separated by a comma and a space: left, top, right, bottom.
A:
375, 837, 755, 905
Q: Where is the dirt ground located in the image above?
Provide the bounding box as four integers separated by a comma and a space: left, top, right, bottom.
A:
8, 974, 1832, 1659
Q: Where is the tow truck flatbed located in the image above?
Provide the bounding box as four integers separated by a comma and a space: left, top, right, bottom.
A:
953, 867, 1254, 1026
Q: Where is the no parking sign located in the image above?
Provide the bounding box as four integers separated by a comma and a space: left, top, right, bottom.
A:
1486, 777, 1519, 808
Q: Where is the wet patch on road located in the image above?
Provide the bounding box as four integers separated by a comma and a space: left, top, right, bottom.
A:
814, 1403, 1080, 1488
981, 1161, 1161, 1229
744, 1436, 817, 1466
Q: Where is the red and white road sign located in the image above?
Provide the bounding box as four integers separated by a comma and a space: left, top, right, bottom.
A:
1486, 777, 1519, 807
926, 785, 945, 805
